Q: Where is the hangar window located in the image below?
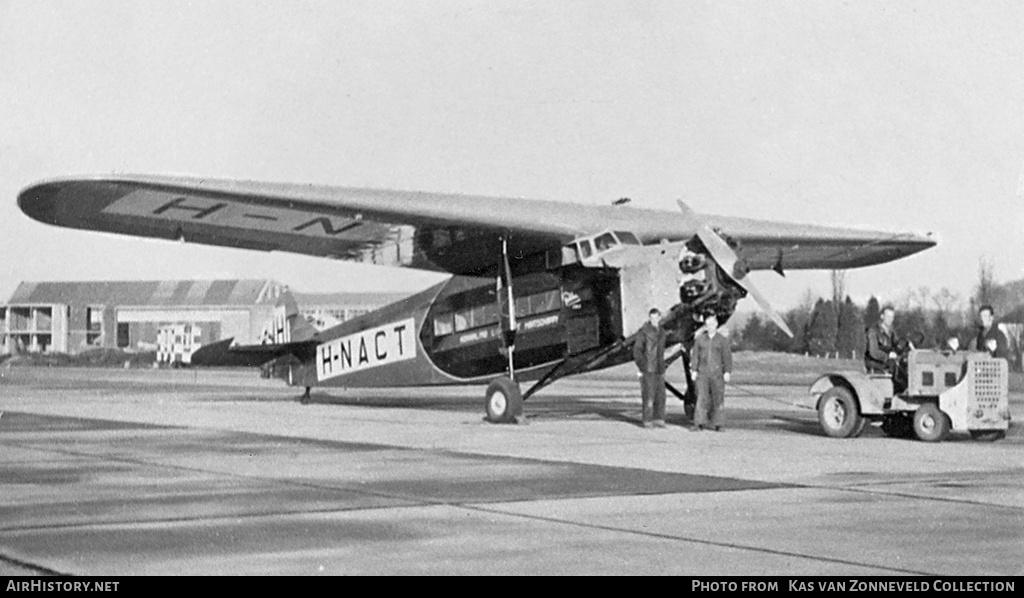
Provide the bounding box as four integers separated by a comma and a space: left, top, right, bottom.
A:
10, 308, 30, 331
36, 307, 52, 331
87, 307, 103, 332
117, 323, 130, 348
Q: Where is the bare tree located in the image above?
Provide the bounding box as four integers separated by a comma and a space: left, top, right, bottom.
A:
976, 257, 996, 307
932, 287, 964, 330
912, 286, 931, 311
830, 270, 847, 307
932, 287, 960, 314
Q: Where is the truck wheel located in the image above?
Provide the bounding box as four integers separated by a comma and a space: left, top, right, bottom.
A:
912, 403, 950, 442
882, 414, 913, 438
969, 430, 1006, 442
485, 377, 522, 424
818, 387, 864, 438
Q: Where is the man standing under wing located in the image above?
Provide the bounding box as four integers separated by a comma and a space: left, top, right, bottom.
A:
633, 307, 668, 428
692, 313, 732, 432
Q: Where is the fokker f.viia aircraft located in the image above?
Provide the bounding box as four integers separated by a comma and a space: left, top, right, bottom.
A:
19, 176, 934, 422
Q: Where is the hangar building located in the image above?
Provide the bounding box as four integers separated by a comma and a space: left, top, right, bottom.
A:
0, 280, 287, 358
0, 281, 414, 362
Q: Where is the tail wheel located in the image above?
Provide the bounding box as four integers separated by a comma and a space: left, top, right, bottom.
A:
912, 403, 950, 442
817, 386, 864, 438
485, 377, 523, 424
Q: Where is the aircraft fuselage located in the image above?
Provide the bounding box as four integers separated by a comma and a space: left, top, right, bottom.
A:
279, 265, 628, 389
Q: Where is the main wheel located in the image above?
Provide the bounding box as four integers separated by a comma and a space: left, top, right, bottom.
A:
818, 386, 864, 438
912, 403, 950, 442
485, 377, 523, 424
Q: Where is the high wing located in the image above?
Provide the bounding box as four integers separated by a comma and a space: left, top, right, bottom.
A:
18, 174, 935, 275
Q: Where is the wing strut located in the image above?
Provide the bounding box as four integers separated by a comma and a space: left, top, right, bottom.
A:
499, 236, 518, 380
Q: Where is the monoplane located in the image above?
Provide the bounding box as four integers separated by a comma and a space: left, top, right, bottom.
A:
18, 176, 935, 421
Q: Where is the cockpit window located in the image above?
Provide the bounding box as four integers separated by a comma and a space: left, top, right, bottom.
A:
615, 231, 641, 245
578, 240, 594, 258
593, 232, 617, 253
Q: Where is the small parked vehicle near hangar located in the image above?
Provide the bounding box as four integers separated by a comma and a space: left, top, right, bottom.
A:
809, 349, 1010, 442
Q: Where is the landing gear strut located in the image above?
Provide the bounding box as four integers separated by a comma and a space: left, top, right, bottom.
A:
485, 236, 524, 424
300, 386, 311, 405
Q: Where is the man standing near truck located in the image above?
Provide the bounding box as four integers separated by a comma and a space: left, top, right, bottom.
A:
976, 305, 1010, 361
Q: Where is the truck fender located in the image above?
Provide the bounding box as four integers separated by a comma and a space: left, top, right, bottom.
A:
809, 371, 889, 415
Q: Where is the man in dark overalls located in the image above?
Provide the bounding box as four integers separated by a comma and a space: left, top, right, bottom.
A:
692, 313, 732, 432
633, 308, 668, 428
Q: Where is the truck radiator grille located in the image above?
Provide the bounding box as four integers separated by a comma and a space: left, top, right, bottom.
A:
970, 360, 1007, 404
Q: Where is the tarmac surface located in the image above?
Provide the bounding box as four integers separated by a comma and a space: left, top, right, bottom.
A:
0, 365, 1021, 576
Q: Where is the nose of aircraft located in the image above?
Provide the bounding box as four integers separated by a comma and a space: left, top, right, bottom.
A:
676, 200, 793, 338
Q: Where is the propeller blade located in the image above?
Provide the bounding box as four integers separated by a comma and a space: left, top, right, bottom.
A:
741, 276, 795, 338
676, 200, 793, 338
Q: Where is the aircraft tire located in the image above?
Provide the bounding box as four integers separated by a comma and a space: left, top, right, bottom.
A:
912, 403, 950, 442
485, 377, 522, 424
817, 386, 863, 439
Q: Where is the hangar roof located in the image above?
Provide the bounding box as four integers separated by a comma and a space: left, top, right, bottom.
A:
6, 280, 286, 308
291, 291, 411, 309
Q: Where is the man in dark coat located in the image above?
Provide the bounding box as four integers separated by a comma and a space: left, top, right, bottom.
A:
691, 313, 732, 431
633, 308, 668, 428
864, 305, 898, 374
976, 305, 1010, 360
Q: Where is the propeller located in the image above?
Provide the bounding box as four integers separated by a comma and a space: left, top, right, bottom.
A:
676, 200, 794, 338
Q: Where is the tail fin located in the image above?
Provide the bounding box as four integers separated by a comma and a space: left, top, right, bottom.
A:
259, 291, 318, 345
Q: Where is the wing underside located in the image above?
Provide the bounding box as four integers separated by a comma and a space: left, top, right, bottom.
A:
18, 175, 936, 275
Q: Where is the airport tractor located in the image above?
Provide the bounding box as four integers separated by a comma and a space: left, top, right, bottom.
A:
809, 348, 1010, 442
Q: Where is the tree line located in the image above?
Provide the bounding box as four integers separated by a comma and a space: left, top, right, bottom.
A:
735, 295, 969, 358
735, 267, 1023, 373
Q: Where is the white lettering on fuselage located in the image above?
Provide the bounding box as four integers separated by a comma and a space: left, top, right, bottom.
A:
317, 318, 416, 381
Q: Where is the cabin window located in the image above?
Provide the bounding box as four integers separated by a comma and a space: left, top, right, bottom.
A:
514, 296, 530, 318
454, 310, 472, 332
578, 240, 593, 259
532, 290, 560, 313
513, 290, 561, 319
471, 304, 499, 328
433, 314, 455, 336
615, 231, 641, 245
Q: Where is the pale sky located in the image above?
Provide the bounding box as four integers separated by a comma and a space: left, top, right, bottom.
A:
2, 0, 1022, 312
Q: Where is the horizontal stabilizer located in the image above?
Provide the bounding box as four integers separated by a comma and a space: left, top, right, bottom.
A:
191, 338, 318, 367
